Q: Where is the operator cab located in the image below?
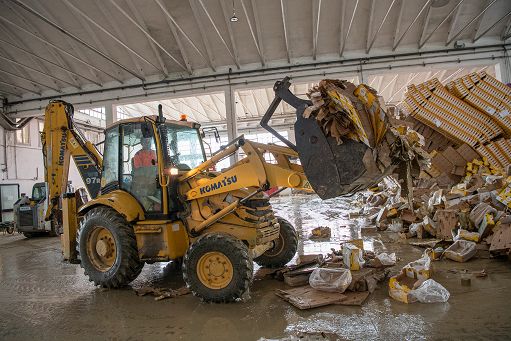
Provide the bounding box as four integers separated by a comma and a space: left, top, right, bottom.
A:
31, 182, 47, 202
100, 116, 206, 216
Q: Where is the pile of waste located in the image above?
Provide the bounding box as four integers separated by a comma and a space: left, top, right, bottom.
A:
303, 79, 430, 198
367, 165, 511, 259
271, 241, 397, 309
404, 71, 511, 179
359, 71, 511, 260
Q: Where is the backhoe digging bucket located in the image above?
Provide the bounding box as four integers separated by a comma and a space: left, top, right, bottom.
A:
260, 77, 381, 200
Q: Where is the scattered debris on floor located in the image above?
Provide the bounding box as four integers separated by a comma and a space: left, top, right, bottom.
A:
273, 71, 511, 310
309, 226, 331, 239
275, 286, 370, 310
274, 241, 394, 309
134, 286, 190, 301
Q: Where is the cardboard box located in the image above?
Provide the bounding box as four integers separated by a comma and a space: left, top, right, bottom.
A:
442, 146, 467, 167
456, 144, 481, 163
342, 243, 364, 271
434, 209, 458, 240
432, 153, 455, 175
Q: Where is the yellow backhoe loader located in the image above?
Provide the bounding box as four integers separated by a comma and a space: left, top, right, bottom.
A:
42, 77, 389, 302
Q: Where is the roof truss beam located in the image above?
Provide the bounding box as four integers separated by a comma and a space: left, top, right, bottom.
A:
446, 0, 498, 46
68, 0, 165, 76
340, 0, 359, 57
0, 68, 61, 93
312, 0, 322, 60
12, 0, 145, 81
2, 3, 82, 88
393, 0, 432, 51
420, 0, 465, 48
0, 12, 120, 83
153, 0, 213, 72
473, 9, 511, 43
219, 0, 241, 67
366, 0, 397, 54
240, 0, 265, 65
110, 0, 187, 73
0, 37, 102, 87
0, 53, 79, 88
188, 0, 217, 71
0, 79, 41, 96
197, 0, 239, 68
280, 0, 290, 63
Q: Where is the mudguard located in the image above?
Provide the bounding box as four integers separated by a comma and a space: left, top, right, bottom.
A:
78, 190, 145, 222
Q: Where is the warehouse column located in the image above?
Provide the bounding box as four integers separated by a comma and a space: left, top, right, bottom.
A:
287, 127, 296, 144
104, 102, 116, 127
495, 58, 511, 84
224, 87, 238, 165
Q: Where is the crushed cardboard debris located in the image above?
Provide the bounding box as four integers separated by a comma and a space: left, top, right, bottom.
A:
134, 286, 190, 301
275, 286, 370, 310
309, 226, 331, 239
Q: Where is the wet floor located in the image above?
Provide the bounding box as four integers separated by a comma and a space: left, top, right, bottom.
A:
1, 194, 511, 340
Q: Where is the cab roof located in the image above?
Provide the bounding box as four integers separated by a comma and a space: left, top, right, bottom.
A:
106, 115, 199, 130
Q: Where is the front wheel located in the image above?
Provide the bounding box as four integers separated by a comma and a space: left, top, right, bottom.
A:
255, 217, 298, 268
183, 233, 253, 303
77, 207, 144, 288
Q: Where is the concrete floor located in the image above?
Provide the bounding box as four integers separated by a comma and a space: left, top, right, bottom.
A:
1, 194, 511, 340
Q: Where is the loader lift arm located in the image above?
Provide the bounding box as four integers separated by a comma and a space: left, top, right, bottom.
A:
41, 100, 103, 222
179, 137, 312, 234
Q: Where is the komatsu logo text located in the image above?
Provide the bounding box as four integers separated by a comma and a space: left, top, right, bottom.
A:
58, 131, 67, 166
200, 175, 237, 194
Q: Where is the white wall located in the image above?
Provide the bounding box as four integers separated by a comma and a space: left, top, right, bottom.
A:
0, 119, 98, 197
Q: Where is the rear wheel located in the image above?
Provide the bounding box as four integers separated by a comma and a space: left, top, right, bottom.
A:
183, 233, 253, 303
255, 217, 298, 268
77, 207, 143, 288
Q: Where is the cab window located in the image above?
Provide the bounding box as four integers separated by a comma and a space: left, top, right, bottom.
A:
101, 126, 119, 189
163, 124, 205, 170
120, 122, 161, 212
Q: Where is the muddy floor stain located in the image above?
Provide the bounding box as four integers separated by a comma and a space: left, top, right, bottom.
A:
1, 194, 511, 340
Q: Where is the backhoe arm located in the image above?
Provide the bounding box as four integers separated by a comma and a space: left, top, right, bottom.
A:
42, 100, 103, 221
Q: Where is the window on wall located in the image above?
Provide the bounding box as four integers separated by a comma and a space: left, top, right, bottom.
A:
78, 107, 106, 121
38, 120, 44, 147
202, 133, 230, 170
242, 131, 289, 163
117, 107, 129, 120
16, 124, 30, 145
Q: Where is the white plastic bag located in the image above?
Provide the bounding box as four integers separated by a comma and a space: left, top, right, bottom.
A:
388, 219, 403, 232
376, 252, 396, 266
409, 279, 450, 303
403, 254, 431, 281
309, 268, 352, 293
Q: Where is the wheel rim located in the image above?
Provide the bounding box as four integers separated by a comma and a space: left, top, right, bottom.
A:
196, 251, 233, 289
264, 233, 285, 257
86, 226, 117, 272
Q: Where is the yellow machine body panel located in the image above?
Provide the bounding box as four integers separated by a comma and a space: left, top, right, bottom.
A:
133, 220, 189, 261
78, 190, 145, 222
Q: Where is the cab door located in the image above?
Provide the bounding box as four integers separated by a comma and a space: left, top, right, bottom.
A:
120, 122, 162, 213
101, 122, 163, 215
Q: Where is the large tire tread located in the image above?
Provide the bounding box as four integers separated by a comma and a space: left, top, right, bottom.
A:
77, 207, 143, 288
183, 233, 253, 303
255, 217, 298, 268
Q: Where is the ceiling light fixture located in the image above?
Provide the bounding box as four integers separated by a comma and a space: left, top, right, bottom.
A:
230, 0, 238, 22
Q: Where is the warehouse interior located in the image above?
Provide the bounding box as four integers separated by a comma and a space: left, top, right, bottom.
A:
1, 0, 511, 339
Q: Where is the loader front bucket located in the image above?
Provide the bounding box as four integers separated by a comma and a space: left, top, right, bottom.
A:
260, 77, 380, 199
